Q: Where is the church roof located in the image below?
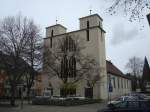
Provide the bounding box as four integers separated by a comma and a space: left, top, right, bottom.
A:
79, 14, 103, 21
46, 24, 67, 30
106, 60, 130, 79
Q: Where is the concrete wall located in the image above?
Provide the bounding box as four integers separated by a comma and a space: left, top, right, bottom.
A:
108, 73, 131, 99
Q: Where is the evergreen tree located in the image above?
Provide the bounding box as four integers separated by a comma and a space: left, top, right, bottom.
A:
142, 57, 150, 91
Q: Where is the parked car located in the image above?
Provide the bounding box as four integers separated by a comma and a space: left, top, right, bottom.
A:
129, 93, 150, 100
98, 100, 150, 112
108, 96, 137, 105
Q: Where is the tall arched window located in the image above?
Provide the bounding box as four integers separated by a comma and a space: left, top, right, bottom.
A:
86, 21, 89, 41
72, 56, 76, 78
60, 55, 68, 78
50, 30, 53, 48
68, 56, 76, 78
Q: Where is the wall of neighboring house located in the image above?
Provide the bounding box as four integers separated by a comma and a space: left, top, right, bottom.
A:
108, 73, 131, 99
0, 76, 5, 97
0, 70, 7, 97
31, 73, 45, 96
145, 81, 150, 92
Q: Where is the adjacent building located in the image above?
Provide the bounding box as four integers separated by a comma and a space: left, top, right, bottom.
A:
0, 52, 37, 98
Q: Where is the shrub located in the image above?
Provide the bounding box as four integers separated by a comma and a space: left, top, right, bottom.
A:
32, 97, 101, 106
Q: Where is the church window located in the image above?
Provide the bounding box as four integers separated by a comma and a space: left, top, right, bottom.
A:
68, 56, 76, 78
87, 21, 89, 28
60, 55, 76, 78
60, 55, 68, 78
50, 30, 53, 48
86, 21, 89, 41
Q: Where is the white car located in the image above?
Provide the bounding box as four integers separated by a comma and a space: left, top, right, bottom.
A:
108, 96, 137, 104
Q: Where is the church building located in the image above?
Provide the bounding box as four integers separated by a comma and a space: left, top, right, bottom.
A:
42, 14, 131, 100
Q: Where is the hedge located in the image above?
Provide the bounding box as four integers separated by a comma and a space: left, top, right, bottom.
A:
32, 97, 101, 106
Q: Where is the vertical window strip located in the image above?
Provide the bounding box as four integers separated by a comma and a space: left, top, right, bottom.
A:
118, 77, 120, 88
73, 57, 76, 78
50, 30, 53, 48
113, 77, 116, 88
61, 59, 64, 78
87, 21, 89, 41
69, 56, 73, 78
121, 78, 123, 88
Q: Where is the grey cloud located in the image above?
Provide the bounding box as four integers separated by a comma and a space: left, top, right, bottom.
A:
111, 23, 139, 45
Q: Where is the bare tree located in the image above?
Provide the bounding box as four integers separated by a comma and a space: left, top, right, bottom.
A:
0, 14, 41, 106
125, 56, 143, 91
23, 21, 42, 103
126, 56, 143, 76
106, 0, 150, 21
44, 35, 101, 97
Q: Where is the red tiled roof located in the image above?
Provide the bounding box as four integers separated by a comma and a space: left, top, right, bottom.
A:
106, 60, 130, 79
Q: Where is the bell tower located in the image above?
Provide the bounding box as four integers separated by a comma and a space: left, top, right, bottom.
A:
79, 14, 103, 30
79, 14, 107, 99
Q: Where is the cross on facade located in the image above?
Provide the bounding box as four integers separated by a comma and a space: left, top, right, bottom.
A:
89, 9, 92, 15
56, 17, 58, 24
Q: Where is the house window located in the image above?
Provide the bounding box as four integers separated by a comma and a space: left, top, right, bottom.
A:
118, 77, 120, 88
86, 21, 89, 41
124, 79, 126, 88
126, 80, 128, 88
121, 79, 123, 88
113, 78, 116, 88
127, 80, 128, 88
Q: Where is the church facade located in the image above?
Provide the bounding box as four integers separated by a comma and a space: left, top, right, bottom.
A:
42, 14, 131, 100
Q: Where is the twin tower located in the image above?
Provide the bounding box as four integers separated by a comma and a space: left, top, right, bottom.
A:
44, 14, 108, 99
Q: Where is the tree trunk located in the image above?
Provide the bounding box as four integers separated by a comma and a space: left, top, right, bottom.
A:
27, 87, 31, 104
10, 84, 16, 106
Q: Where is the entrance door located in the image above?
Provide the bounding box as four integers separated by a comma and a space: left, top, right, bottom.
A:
85, 88, 93, 98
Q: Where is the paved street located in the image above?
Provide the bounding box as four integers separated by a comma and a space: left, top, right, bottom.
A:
0, 101, 106, 112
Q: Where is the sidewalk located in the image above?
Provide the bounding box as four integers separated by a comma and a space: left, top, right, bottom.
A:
0, 101, 107, 112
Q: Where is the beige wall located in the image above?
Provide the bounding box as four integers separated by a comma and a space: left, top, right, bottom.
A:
46, 24, 67, 37
108, 73, 131, 99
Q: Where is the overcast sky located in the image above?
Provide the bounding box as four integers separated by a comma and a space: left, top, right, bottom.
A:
0, 0, 149, 73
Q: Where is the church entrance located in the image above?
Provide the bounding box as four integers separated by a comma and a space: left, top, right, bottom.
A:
85, 88, 93, 98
